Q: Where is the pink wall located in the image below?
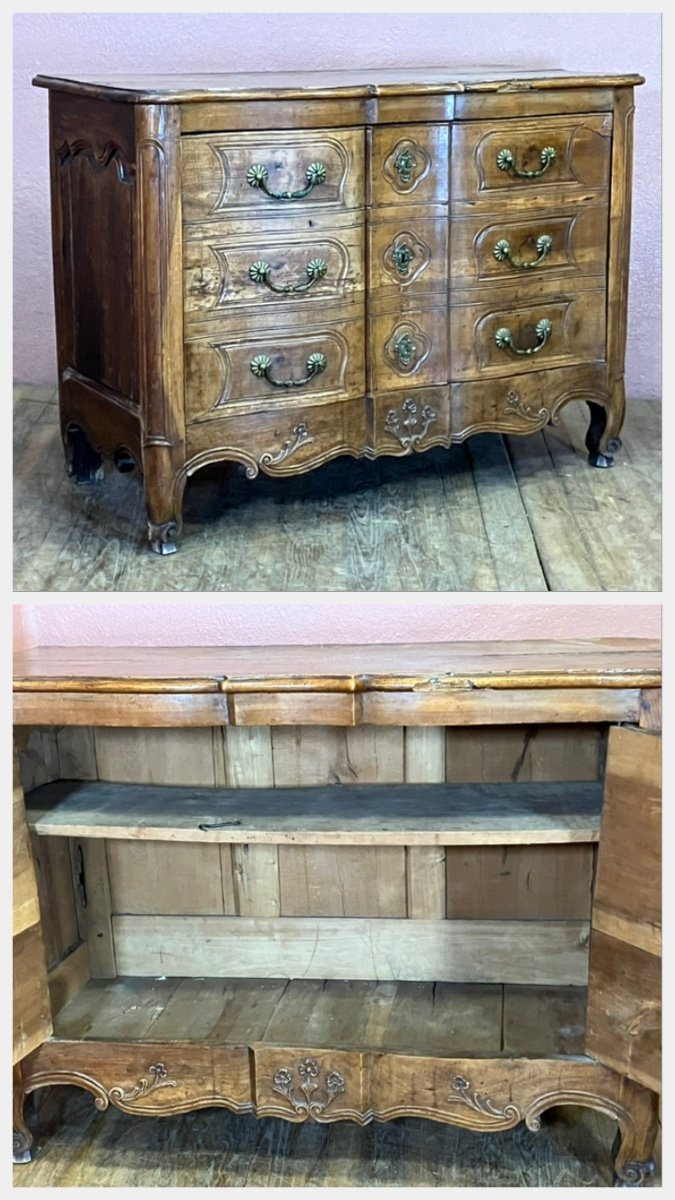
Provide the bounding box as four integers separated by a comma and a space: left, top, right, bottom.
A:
13, 11, 661, 398
13, 601, 661, 649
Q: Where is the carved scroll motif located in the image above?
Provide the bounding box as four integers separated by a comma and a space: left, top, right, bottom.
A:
55, 139, 133, 184
108, 1063, 177, 1105
505, 389, 552, 424
384, 397, 438, 451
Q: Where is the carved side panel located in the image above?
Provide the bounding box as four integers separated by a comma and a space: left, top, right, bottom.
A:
50, 94, 138, 402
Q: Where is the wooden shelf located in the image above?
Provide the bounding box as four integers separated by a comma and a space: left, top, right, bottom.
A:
26, 780, 602, 846
52, 975, 588, 1058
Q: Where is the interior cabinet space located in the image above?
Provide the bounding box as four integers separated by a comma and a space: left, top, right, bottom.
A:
13, 640, 661, 1185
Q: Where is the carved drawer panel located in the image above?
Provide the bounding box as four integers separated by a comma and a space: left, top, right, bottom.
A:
451, 114, 612, 206
252, 1048, 364, 1121
181, 128, 365, 223
185, 394, 367, 477
451, 204, 609, 288
369, 214, 448, 308
183, 224, 364, 322
370, 310, 449, 392
185, 318, 364, 421
371, 124, 449, 206
450, 289, 606, 382
374, 386, 451, 456
450, 362, 610, 440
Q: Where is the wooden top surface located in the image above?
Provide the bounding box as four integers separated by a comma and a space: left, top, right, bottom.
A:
13, 639, 661, 693
32, 67, 644, 104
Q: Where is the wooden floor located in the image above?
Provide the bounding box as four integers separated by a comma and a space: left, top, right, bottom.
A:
52, 977, 588, 1057
13, 385, 661, 592
14, 1085, 660, 1187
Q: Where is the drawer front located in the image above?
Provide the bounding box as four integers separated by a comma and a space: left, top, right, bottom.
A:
451, 204, 609, 288
185, 318, 364, 420
186, 395, 368, 475
450, 290, 606, 381
252, 1048, 364, 1119
450, 362, 610, 439
373, 386, 451, 455
451, 114, 612, 204
369, 214, 448, 306
371, 124, 449, 206
183, 224, 364, 323
370, 310, 449, 391
182, 128, 365, 222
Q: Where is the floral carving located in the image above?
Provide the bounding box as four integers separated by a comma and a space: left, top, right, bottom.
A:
272, 1058, 346, 1117
259, 423, 314, 468
384, 398, 438, 451
108, 1063, 177, 1104
505, 389, 553, 424
447, 1075, 522, 1129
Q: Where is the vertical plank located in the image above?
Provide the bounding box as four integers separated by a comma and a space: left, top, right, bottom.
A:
445, 725, 600, 783
271, 726, 404, 785
223, 726, 274, 786
279, 846, 406, 917
232, 845, 280, 917
405, 727, 446, 917
93, 727, 219, 784
446, 844, 594, 919
18, 728, 60, 792
107, 842, 230, 915
30, 834, 80, 968
56, 727, 98, 779
72, 838, 116, 978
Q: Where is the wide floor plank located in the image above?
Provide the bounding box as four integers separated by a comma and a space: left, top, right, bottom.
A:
13, 388, 660, 591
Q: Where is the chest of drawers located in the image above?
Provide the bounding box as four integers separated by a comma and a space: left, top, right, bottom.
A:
13, 640, 661, 1183
33, 69, 643, 552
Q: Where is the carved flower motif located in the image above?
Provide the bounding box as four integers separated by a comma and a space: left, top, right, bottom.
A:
298, 1058, 320, 1079
149, 1064, 168, 1080
250, 354, 273, 377
305, 162, 327, 185
246, 164, 269, 188
326, 1072, 345, 1092
273, 1067, 293, 1088
452, 1075, 470, 1093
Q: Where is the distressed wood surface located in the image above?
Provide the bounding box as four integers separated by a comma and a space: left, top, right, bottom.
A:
26, 779, 603, 845
111, 914, 589, 984
13, 389, 661, 591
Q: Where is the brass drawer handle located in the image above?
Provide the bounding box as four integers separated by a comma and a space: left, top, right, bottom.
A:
250, 352, 327, 388
496, 145, 557, 178
493, 234, 553, 270
495, 318, 553, 356
249, 257, 327, 294
246, 161, 327, 201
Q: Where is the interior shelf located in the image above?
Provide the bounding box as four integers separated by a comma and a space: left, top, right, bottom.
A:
52, 975, 588, 1058
26, 780, 602, 846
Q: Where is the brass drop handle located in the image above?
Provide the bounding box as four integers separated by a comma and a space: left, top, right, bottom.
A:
496, 145, 557, 178
246, 161, 327, 201
495, 319, 553, 356
249, 257, 328, 294
493, 234, 553, 270
250, 352, 328, 388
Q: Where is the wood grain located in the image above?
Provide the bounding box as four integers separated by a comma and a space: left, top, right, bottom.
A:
112, 914, 590, 984
13, 924, 52, 1065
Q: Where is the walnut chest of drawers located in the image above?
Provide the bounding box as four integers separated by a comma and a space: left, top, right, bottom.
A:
33, 69, 643, 552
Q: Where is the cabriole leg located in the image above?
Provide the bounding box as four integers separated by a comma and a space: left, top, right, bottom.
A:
13, 1066, 33, 1165
144, 452, 185, 555
612, 1085, 659, 1187
586, 382, 626, 468
64, 424, 104, 483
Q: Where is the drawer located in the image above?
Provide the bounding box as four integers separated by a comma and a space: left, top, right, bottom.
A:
451, 204, 609, 288
370, 310, 449, 392
181, 128, 365, 223
185, 395, 367, 476
450, 289, 606, 381
450, 362, 610, 438
183, 223, 364, 323
373, 386, 451, 455
451, 114, 612, 206
252, 1048, 363, 1119
185, 318, 365, 421
369, 213, 448, 308
371, 124, 449, 206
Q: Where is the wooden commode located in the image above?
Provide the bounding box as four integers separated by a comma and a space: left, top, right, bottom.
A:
33, 68, 642, 551
13, 639, 661, 1184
